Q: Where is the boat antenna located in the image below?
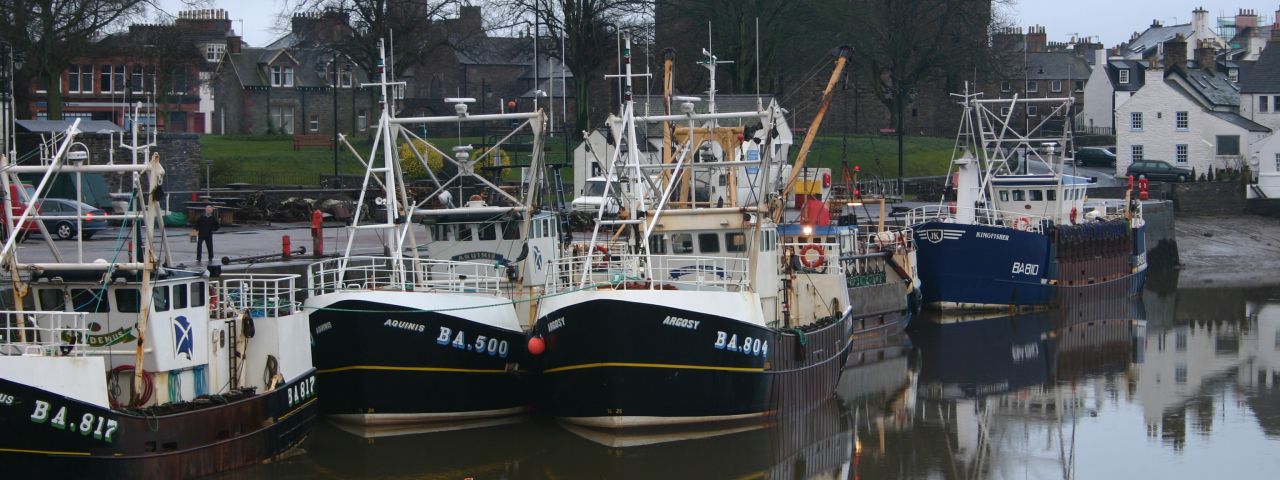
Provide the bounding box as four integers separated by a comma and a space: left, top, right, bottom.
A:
755, 16, 762, 110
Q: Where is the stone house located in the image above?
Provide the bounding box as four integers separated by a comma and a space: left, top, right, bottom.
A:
1116, 39, 1269, 180
28, 9, 236, 133
212, 41, 373, 136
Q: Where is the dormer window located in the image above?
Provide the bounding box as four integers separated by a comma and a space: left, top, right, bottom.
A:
1229, 69, 1239, 83
206, 44, 225, 63
1119, 69, 1130, 84
270, 65, 294, 87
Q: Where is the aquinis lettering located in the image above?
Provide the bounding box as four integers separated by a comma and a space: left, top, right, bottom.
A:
384, 319, 425, 333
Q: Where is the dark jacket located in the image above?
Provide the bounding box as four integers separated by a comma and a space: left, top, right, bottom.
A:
194, 214, 220, 237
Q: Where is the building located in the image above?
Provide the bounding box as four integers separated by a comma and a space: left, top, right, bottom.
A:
989, 27, 1095, 130
29, 9, 236, 133
1219, 8, 1275, 61
1240, 32, 1280, 198
1116, 36, 1269, 180
212, 40, 373, 136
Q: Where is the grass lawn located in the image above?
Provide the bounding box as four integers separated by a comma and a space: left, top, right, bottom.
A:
200, 132, 952, 187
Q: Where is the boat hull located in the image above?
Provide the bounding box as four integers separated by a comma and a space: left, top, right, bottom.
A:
532, 290, 851, 428
913, 221, 1146, 310
306, 292, 529, 424
0, 370, 317, 478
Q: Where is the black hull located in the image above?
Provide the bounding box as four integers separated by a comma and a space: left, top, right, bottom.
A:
309, 297, 529, 422
532, 295, 851, 427
0, 370, 317, 478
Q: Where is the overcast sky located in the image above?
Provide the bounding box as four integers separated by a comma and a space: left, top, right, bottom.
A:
153, 1, 1277, 49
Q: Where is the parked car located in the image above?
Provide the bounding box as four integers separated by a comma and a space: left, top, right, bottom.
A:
1125, 160, 1193, 182
34, 198, 108, 240
1073, 147, 1116, 167
1, 183, 40, 242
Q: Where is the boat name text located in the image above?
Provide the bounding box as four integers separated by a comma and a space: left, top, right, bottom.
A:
314, 321, 333, 335
0, 392, 13, 406
30, 400, 118, 443
975, 232, 1009, 241
288, 375, 317, 407
547, 318, 565, 332
662, 316, 700, 330
384, 319, 426, 333
1011, 262, 1040, 276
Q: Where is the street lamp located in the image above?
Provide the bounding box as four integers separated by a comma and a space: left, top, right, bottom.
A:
317, 52, 346, 188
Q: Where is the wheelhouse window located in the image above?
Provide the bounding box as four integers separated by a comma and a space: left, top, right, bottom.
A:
175, 283, 189, 309
191, 282, 206, 307
648, 235, 668, 254
457, 224, 473, 241
501, 222, 520, 240
672, 233, 694, 254
115, 289, 141, 313
1012, 190, 1026, 201
478, 223, 497, 241
698, 233, 720, 254
71, 289, 110, 313
999, 190, 1009, 202
726, 233, 747, 252
38, 289, 66, 311
1047, 190, 1057, 201
153, 285, 170, 312
1030, 190, 1044, 201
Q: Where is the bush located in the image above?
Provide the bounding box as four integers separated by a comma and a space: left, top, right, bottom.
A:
397, 139, 510, 179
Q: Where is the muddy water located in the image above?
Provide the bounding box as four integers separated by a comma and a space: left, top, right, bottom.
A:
226, 272, 1280, 479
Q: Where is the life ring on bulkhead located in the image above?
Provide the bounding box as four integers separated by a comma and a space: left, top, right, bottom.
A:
798, 243, 827, 269
1016, 216, 1033, 232
591, 244, 609, 269
1069, 207, 1078, 224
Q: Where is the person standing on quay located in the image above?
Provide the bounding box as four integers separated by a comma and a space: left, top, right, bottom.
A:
195, 205, 220, 263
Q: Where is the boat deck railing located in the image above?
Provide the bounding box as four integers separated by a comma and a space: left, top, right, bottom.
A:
0, 310, 89, 356
905, 205, 1049, 233
308, 256, 507, 296
781, 241, 844, 275
545, 254, 751, 292
213, 273, 302, 319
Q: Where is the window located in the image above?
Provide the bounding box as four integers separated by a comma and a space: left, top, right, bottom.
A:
1012, 190, 1026, 201
1119, 69, 1130, 84
1026, 80, 1038, 93
999, 190, 1009, 201
1047, 190, 1057, 201
79, 64, 93, 93
726, 233, 747, 252
1262, 96, 1270, 113
1275, 153, 1280, 172
341, 66, 353, 88
284, 66, 294, 87
270, 65, 294, 87
38, 289, 65, 311
1027, 105, 1038, 117
192, 282, 205, 307
457, 225, 473, 241
698, 233, 720, 253
175, 283, 189, 309
479, 223, 496, 241
206, 43, 225, 63
1000, 107, 1011, 117
1074, 80, 1085, 92
100, 64, 113, 93
67, 65, 80, 93
1001, 81, 1011, 92
115, 288, 141, 313
270, 106, 294, 134
1030, 190, 1044, 201
1176, 144, 1188, 164
358, 110, 367, 131
131, 65, 144, 94
71, 289, 110, 313
309, 115, 319, 132
1130, 112, 1143, 131
1050, 80, 1062, 92
501, 221, 520, 240
1175, 111, 1188, 130
1230, 69, 1239, 83
1216, 135, 1240, 156
1274, 96, 1280, 111
648, 235, 667, 254
672, 233, 694, 254
114, 65, 124, 93
153, 285, 170, 312
1132, 144, 1144, 162
169, 70, 188, 95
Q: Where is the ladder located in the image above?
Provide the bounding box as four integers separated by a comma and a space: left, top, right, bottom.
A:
546, 163, 573, 244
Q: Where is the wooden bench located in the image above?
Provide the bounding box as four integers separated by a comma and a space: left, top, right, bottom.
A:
292, 134, 333, 151
878, 128, 897, 136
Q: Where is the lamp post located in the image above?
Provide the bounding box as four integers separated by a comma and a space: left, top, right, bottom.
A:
331, 52, 340, 188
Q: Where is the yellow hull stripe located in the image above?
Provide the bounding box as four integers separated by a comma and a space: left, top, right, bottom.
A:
0, 447, 92, 456
278, 397, 318, 422
317, 365, 510, 374
543, 362, 765, 374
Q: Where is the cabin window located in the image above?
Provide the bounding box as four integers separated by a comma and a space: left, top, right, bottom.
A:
191, 282, 206, 307
175, 283, 189, 309
672, 233, 694, 254
698, 233, 721, 253
153, 285, 170, 312
115, 289, 141, 313
726, 233, 747, 252
1047, 190, 1057, 201
1030, 190, 1044, 201
999, 190, 1009, 202
531, 221, 541, 239
479, 223, 497, 241
38, 288, 66, 311
71, 289, 110, 313
457, 225, 473, 241
501, 222, 520, 240
648, 235, 667, 254
1012, 190, 1026, 201
432, 224, 450, 241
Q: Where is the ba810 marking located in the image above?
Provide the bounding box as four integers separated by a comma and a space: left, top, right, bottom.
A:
1012, 262, 1040, 276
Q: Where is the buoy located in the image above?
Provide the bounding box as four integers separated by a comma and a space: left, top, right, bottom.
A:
528, 336, 545, 355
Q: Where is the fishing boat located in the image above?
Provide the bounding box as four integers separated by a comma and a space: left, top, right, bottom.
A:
304, 41, 556, 426
906, 92, 1147, 311
528, 38, 857, 428
0, 112, 314, 477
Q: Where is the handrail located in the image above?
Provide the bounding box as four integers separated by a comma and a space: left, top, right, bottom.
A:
545, 254, 751, 293
0, 310, 89, 356
212, 273, 301, 319
905, 205, 1049, 233
308, 256, 508, 296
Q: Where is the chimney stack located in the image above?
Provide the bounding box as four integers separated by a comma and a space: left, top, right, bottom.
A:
227, 34, 242, 54
1236, 8, 1258, 29
1194, 40, 1216, 70
1026, 25, 1047, 53
1163, 34, 1188, 70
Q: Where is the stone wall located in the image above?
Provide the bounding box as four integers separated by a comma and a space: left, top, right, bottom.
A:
1170, 181, 1246, 216
27, 132, 203, 193
1141, 199, 1179, 270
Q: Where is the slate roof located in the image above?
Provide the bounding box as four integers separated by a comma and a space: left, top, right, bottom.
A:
17, 119, 123, 134
1239, 41, 1280, 93
1178, 67, 1240, 107
1024, 52, 1091, 80
1107, 60, 1148, 92
1208, 111, 1270, 132
1124, 23, 1193, 59
223, 47, 369, 89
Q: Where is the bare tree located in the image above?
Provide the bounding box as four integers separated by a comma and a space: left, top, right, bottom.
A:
493, 0, 654, 137
0, 0, 147, 119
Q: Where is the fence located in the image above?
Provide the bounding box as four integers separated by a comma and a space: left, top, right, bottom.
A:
0, 311, 89, 356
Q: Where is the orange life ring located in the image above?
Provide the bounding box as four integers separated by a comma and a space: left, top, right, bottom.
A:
798, 244, 826, 269
1016, 216, 1032, 231
1069, 207, 1078, 224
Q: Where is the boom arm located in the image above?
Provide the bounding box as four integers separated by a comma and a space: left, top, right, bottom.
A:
782, 46, 854, 195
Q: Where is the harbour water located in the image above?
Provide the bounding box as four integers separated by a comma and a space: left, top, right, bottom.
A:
226, 272, 1280, 479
